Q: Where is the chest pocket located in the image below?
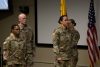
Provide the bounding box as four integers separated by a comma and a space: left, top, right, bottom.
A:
10, 40, 24, 50
60, 32, 71, 42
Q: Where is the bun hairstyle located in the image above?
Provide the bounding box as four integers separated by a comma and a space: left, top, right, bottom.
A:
69, 19, 76, 26
58, 15, 67, 24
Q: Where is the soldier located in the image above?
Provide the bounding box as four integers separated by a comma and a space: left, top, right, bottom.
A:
3, 24, 25, 67
18, 13, 35, 67
52, 15, 75, 67
68, 19, 80, 67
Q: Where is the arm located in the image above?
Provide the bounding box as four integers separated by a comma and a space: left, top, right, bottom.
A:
52, 30, 60, 56
31, 31, 35, 56
29, 27, 35, 56
72, 30, 80, 48
3, 38, 10, 60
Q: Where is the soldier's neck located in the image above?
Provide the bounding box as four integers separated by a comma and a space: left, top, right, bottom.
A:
61, 24, 66, 29
18, 23, 24, 30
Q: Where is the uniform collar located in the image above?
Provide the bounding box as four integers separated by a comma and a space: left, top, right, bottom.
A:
10, 33, 20, 40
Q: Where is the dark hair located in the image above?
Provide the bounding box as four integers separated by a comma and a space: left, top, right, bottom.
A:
58, 15, 67, 24
69, 19, 76, 26
11, 24, 19, 32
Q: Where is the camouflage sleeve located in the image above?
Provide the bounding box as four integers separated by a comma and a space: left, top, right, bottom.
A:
3, 37, 11, 60
3, 37, 11, 50
52, 29, 60, 55
29, 28, 35, 55
72, 30, 80, 45
31, 31, 36, 54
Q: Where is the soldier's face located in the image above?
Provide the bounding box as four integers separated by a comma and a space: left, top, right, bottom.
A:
12, 26, 20, 35
19, 14, 27, 25
67, 20, 73, 28
61, 16, 69, 27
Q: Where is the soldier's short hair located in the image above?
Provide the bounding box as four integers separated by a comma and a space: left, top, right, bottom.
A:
11, 24, 19, 32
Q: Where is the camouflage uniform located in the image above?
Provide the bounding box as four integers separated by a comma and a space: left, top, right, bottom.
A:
3, 33, 25, 67
52, 25, 75, 67
71, 29, 80, 67
19, 25, 35, 67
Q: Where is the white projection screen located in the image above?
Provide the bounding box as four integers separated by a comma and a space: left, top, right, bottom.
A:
35, 0, 100, 47
0, 0, 8, 10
